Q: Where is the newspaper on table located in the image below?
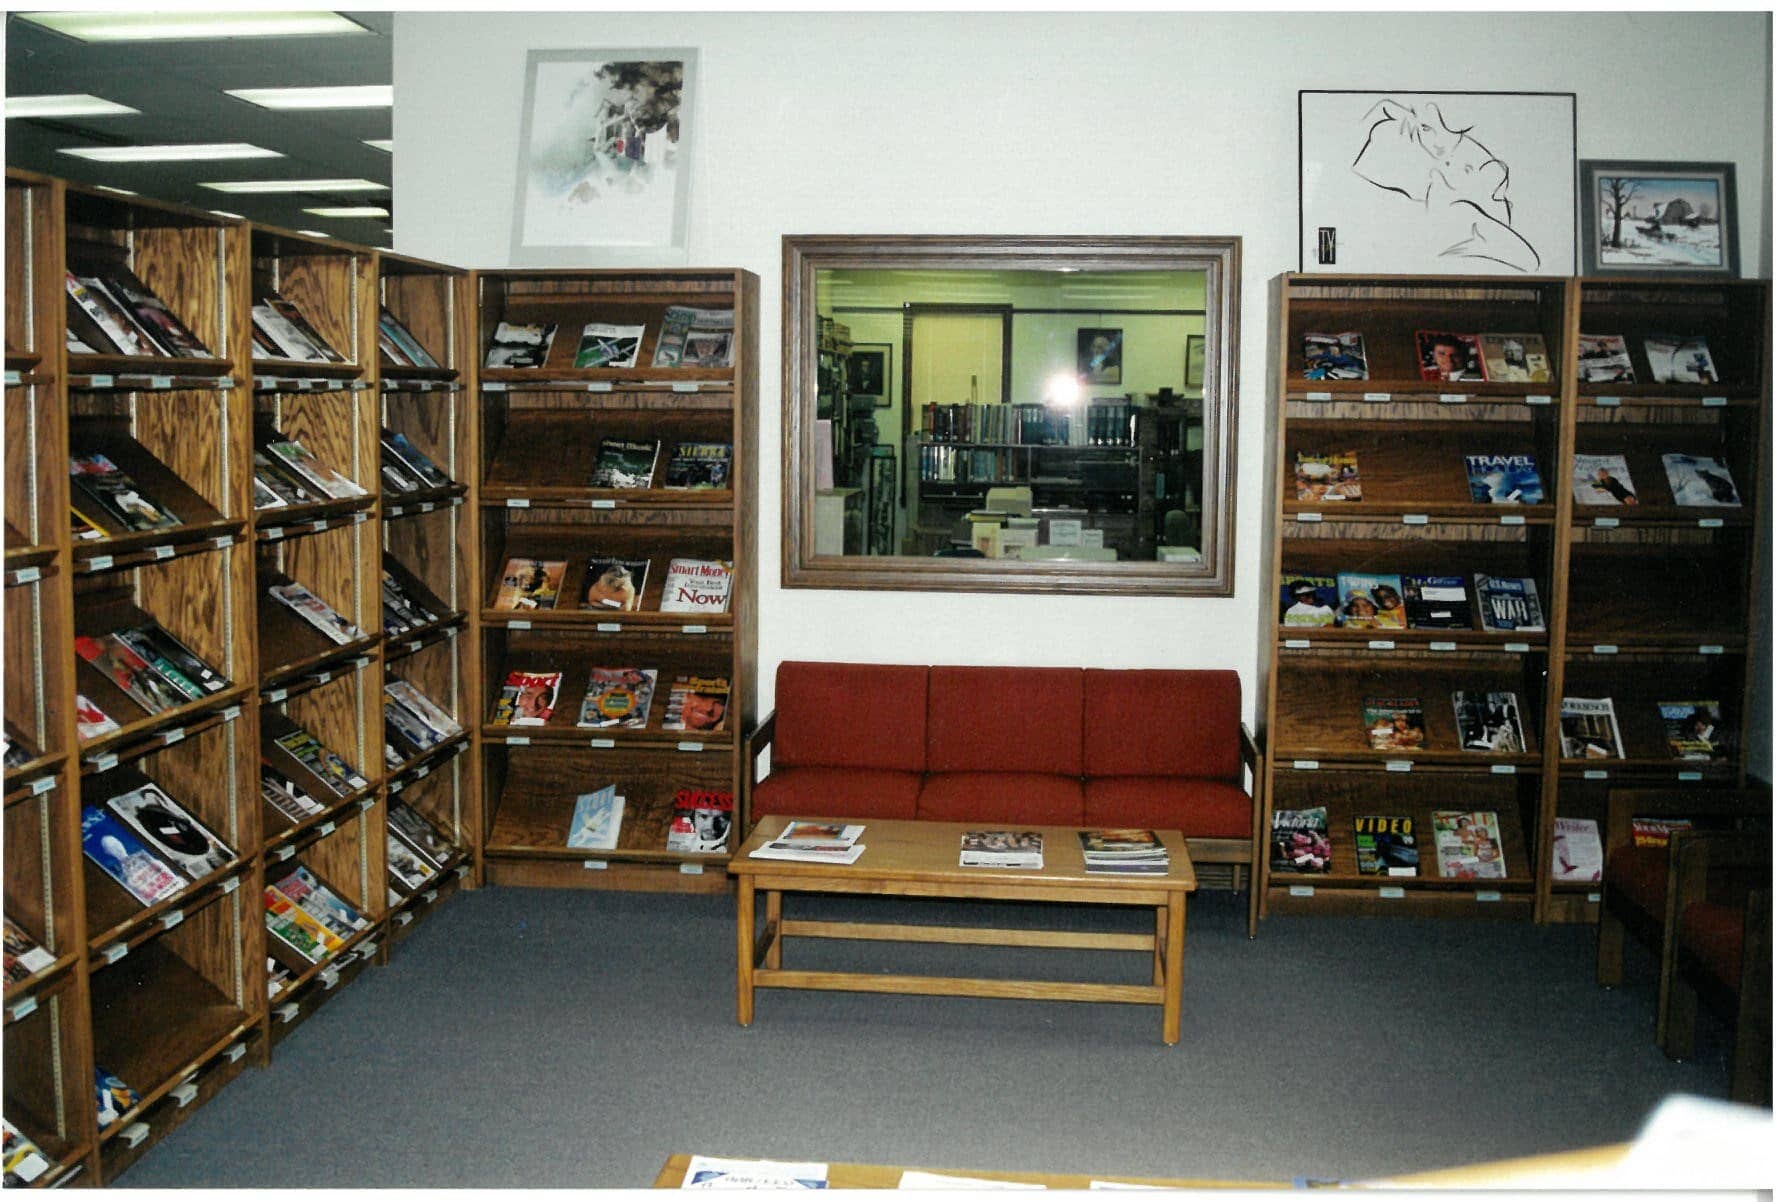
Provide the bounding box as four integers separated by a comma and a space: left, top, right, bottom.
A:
681, 1155, 828, 1189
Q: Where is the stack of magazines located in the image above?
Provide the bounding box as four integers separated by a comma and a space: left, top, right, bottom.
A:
959, 829, 1043, 869
1078, 829, 1170, 874
747, 820, 865, 864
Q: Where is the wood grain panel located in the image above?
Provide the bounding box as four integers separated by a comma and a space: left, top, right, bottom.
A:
381, 272, 454, 371
384, 508, 460, 611
133, 226, 226, 358
3, 796, 53, 946
4, 179, 32, 353
483, 743, 731, 855
126, 715, 248, 852
263, 247, 363, 366
382, 392, 459, 481
283, 671, 374, 784
484, 410, 730, 490
130, 391, 229, 512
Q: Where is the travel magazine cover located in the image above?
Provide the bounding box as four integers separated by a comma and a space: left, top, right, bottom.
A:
1463, 453, 1545, 504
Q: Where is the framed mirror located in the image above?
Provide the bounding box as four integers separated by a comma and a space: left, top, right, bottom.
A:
782, 235, 1239, 595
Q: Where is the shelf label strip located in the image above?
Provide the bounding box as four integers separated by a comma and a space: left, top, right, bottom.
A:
1283, 639, 1311, 650
1384, 760, 1413, 773
120, 1123, 150, 1149
1367, 640, 1395, 650
596, 622, 621, 633
679, 862, 706, 875
1525, 394, 1552, 406
1378, 886, 1405, 899
161, 909, 184, 930
1438, 393, 1467, 404
1491, 764, 1517, 776
103, 942, 128, 964
1288, 885, 1315, 898
171, 1083, 199, 1108
1504, 642, 1531, 653
1305, 390, 1332, 401
589, 738, 615, 749
30, 777, 55, 796
1290, 759, 1319, 771
1595, 396, 1621, 407
86, 555, 114, 571
505, 736, 530, 746
1593, 644, 1619, 655
277, 1004, 300, 1023
1475, 890, 1503, 903
1678, 771, 1704, 782
13, 567, 41, 584
1430, 641, 1457, 652
1698, 518, 1724, 529
1703, 396, 1727, 408
9, 996, 38, 1021
677, 741, 705, 752
1499, 515, 1525, 526
506, 498, 530, 509
1594, 517, 1620, 528
582, 859, 609, 870
396, 911, 414, 926
1363, 391, 1390, 402
220, 876, 240, 895
1584, 770, 1609, 781
91, 752, 119, 772
1699, 644, 1725, 655
1294, 513, 1323, 523
591, 499, 617, 509
1401, 514, 1428, 526
225, 1042, 246, 1063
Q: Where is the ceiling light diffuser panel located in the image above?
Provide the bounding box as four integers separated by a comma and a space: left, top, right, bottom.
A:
18, 11, 369, 41
225, 85, 393, 110
60, 143, 282, 163
200, 178, 388, 194
4, 94, 140, 119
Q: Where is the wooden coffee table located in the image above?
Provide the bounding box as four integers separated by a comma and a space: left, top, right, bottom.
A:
728, 816, 1196, 1044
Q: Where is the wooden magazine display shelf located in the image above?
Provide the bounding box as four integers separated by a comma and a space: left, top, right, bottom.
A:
473, 269, 758, 893
1259, 273, 1769, 929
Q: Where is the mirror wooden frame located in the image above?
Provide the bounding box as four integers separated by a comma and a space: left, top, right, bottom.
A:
782, 234, 1240, 595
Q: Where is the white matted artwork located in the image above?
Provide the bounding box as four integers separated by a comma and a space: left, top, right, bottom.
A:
1299, 90, 1576, 276
510, 49, 695, 264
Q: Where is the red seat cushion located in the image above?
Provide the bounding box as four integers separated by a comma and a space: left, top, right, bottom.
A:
1084, 776, 1253, 839
926, 667, 1083, 776
1084, 669, 1242, 781
1604, 845, 1669, 922
753, 766, 921, 821
773, 661, 928, 772
916, 772, 1084, 825
1680, 901, 1746, 991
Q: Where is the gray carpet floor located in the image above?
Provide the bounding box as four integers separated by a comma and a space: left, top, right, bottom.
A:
115, 884, 1735, 1188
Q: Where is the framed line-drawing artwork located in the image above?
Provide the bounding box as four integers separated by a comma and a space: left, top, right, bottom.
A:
511, 49, 695, 265
1579, 160, 1739, 278
1299, 90, 1576, 275
848, 343, 892, 407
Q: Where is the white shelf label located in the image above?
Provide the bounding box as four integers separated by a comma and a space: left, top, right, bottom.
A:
262, 527, 285, 542
359, 941, 377, 958
9, 996, 38, 1021
1702, 396, 1727, 408
352, 656, 371, 670
1594, 517, 1620, 528
413, 765, 430, 780
422, 889, 438, 904
395, 911, 414, 926
582, 859, 609, 870
1378, 886, 1405, 899
310, 519, 330, 532
321, 969, 340, 990
265, 687, 288, 702
2, 370, 17, 386
120, 1123, 150, 1149
223, 705, 242, 721
1284, 639, 1311, 650
1290, 759, 1320, 771
1698, 518, 1724, 529
103, 943, 129, 964
1593, 644, 1619, 655
171, 1082, 199, 1107
1594, 396, 1621, 407
91, 753, 119, 772
1288, 885, 1315, 898
1504, 642, 1531, 653
30, 777, 54, 796
1362, 391, 1391, 402
1430, 641, 1457, 652
1499, 515, 1525, 526
1438, 392, 1467, 404
1524, 394, 1552, 406
1367, 640, 1395, 650
1491, 764, 1517, 776
13, 566, 40, 584
1698, 644, 1725, 655
1475, 890, 1503, 903
314, 672, 333, 686
160, 909, 184, 930
681, 624, 708, 635
1305, 390, 1333, 401
596, 622, 621, 633
149, 374, 173, 390
1384, 760, 1413, 773
1678, 771, 1704, 782
588, 381, 613, 393
274, 845, 296, 861
484, 381, 507, 392
671, 382, 699, 394
225, 1042, 246, 1063
456, 864, 471, 879
676, 741, 705, 752
1401, 514, 1429, 526
679, 862, 706, 875
505, 498, 530, 509
405, 640, 423, 653
1588, 892, 1603, 904
212, 536, 235, 549
359, 797, 376, 812
508, 620, 531, 630
589, 738, 615, 749
1583, 770, 1609, 781
419, 502, 436, 513
505, 736, 530, 746
86, 555, 114, 571
161, 727, 187, 745
317, 820, 336, 836
1294, 512, 1323, 523
276, 1003, 300, 1023
90, 374, 114, 388
220, 876, 240, 895
590, 499, 617, 510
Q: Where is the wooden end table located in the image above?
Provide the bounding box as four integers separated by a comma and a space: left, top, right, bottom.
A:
728, 816, 1196, 1044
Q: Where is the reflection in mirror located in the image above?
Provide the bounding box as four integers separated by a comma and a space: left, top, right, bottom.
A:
783, 236, 1238, 595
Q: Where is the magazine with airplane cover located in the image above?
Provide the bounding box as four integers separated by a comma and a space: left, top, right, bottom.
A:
577, 667, 658, 729
380, 429, 453, 490
270, 865, 368, 941
268, 582, 365, 645
99, 263, 214, 359
580, 555, 650, 612
959, 829, 1045, 869
1363, 697, 1425, 751
1551, 817, 1603, 883
389, 801, 456, 867
664, 441, 733, 489
1463, 453, 1545, 504
263, 439, 366, 499
75, 633, 184, 713
377, 307, 440, 369
1301, 331, 1368, 380
80, 804, 186, 904
1571, 453, 1639, 506
1473, 574, 1546, 632
1559, 696, 1626, 760
251, 293, 346, 363
1576, 334, 1637, 384
1353, 815, 1418, 877
652, 305, 735, 368
1293, 450, 1361, 502
589, 438, 661, 489
1642, 335, 1717, 385
1657, 700, 1732, 761
1661, 453, 1741, 507
1452, 690, 1527, 754
484, 320, 557, 368
385, 678, 463, 740
76, 693, 121, 742
1269, 807, 1330, 873
658, 558, 733, 614
1477, 332, 1552, 383
1430, 810, 1507, 880
65, 271, 164, 357
1278, 574, 1339, 627
572, 321, 645, 368
69, 452, 181, 532
661, 674, 729, 733
104, 782, 233, 878
272, 727, 368, 796
1335, 572, 1407, 629
491, 670, 561, 726
491, 557, 567, 610
1415, 330, 1483, 381
566, 785, 626, 850
1400, 575, 1470, 630
664, 787, 734, 853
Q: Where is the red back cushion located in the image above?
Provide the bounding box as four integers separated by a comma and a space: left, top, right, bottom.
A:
926, 667, 1083, 775
1083, 669, 1241, 780
772, 661, 928, 771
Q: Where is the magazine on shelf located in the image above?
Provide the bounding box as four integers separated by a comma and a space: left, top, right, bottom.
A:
1473, 574, 1546, 632
1363, 697, 1425, 751
1415, 330, 1483, 381
69, 452, 181, 532
251, 294, 346, 363
580, 555, 650, 612
1560, 696, 1626, 760
1278, 574, 1339, 627
485, 320, 557, 369
271, 864, 368, 941
121, 620, 227, 696
491, 669, 561, 726
1657, 700, 1732, 761
253, 450, 318, 507
577, 667, 658, 729
385, 691, 445, 755
1551, 817, 1604, 883
1577, 334, 1638, 384
1453, 691, 1527, 754
1354, 815, 1418, 877
272, 726, 368, 796
1571, 453, 1639, 506
1430, 810, 1507, 880
104, 628, 205, 702
572, 321, 646, 368
104, 782, 233, 878
64, 272, 164, 357
268, 581, 366, 645
263, 887, 340, 965
380, 429, 453, 490
652, 305, 735, 368
1464, 453, 1545, 504
1335, 572, 1406, 629
1642, 336, 1717, 385
377, 307, 440, 369
80, 804, 186, 904
491, 557, 567, 611
261, 774, 325, 824
253, 473, 290, 509
1301, 331, 1368, 380
1293, 450, 1361, 502
75, 633, 185, 713
1631, 817, 1693, 848
94, 1068, 140, 1130
3, 1117, 56, 1186
658, 558, 733, 613
1477, 332, 1551, 383
386, 832, 438, 894
264, 439, 366, 499
589, 438, 661, 489
959, 829, 1045, 869
4, 919, 56, 986
566, 785, 626, 850
664, 441, 733, 489
665, 787, 735, 853
385, 678, 464, 740
100, 263, 214, 358
389, 801, 456, 867
382, 569, 441, 632
661, 674, 730, 733
1660, 453, 1741, 507
1269, 806, 1331, 873
1403, 575, 1471, 630
75, 693, 121, 741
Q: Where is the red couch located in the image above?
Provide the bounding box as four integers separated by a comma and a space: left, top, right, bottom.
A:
744, 662, 1260, 909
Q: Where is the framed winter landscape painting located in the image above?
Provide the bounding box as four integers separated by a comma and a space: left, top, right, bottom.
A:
1299, 90, 1576, 275
1579, 160, 1739, 278
510, 49, 695, 265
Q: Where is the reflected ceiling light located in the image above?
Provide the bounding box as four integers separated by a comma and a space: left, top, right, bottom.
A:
297, 229, 331, 238
208, 210, 246, 220
201, 178, 386, 194
60, 142, 281, 163
5, 94, 140, 119
303, 206, 389, 218
18, 11, 369, 41
226, 85, 392, 110
363, 139, 393, 153
1043, 373, 1082, 407
94, 185, 138, 196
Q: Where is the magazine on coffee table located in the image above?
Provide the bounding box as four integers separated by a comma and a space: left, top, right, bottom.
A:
747, 820, 867, 864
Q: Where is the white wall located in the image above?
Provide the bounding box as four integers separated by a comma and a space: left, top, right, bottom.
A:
394, 11, 1773, 764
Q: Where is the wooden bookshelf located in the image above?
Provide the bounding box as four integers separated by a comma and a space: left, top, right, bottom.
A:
473, 269, 758, 892
1260, 273, 1769, 931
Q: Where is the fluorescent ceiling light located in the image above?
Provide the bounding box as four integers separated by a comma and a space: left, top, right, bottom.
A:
61, 142, 282, 163
5, 94, 140, 119
363, 139, 393, 153
209, 210, 246, 220
303, 206, 390, 218
94, 185, 138, 196
297, 230, 331, 239
226, 85, 392, 110
18, 11, 368, 42
201, 178, 386, 194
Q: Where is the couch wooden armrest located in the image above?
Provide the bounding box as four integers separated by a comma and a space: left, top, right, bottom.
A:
740, 711, 777, 829
1239, 722, 1259, 777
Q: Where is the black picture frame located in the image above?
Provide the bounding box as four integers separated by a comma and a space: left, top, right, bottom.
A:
865, 445, 898, 556
847, 343, 892, 408
1578, 159, 1739, 278
1077, 327, 1122, 386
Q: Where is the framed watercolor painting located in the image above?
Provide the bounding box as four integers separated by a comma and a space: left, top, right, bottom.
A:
1579, 160, 1738, 277
510, 49, 696, 264
1299, 90, 1576, 275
